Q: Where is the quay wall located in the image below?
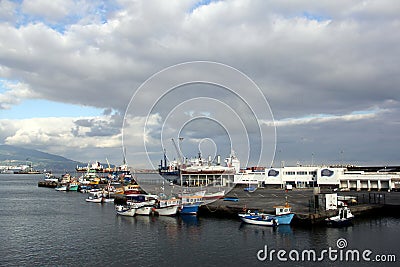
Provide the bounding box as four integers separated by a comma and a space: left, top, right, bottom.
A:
199, 187, 399, 225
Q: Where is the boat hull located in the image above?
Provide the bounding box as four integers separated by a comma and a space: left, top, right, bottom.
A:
180, 204, 200, 215
238, 214, 278, 227
68, 185, 79, 191
154, 205, 179, 216
102, 197, 114, 203
115, 205, 136, 216
55, 186, 67, 191
136, 206, 153, 216
271, 213, 295, 225
85, 197, 102, 203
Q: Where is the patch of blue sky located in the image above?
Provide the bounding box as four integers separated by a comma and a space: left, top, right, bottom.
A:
350, 109, 379, 115
0, 99, 104, 119
189, 0, 219, 13
13, 0, 121, 32
302, 11, 331, 22
0, 78, 18, 92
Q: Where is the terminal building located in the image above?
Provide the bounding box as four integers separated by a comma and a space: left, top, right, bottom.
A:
234, 165, 400, 191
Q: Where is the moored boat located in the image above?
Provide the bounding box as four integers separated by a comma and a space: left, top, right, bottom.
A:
238, 199, 294, 226
44, 172, 59, 183
68, 182, 79, 191
115, 205, 136, 217
55, 184, 68, 191
153, 198, 180, 216
180, 194, 204, 215
325, 206, 354, 227
202, 190, 225, 204
238, 211, 279, 227
270, 201, 295, 225
126, 194, 157, 216
85, 191, 103, 203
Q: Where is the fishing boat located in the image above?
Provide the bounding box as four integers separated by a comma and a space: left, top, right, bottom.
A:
101, 185, 115, 203
239, 199, 295, 226
44, 172, 59, 183
270, 201, 295, 225
55, 184, 68, 191
102, 195, 114, 203
238, 211, 279, 227
134, 202, 154, 216
153, 198, 180, 216
325, 206, 354, 227
115, 205, 136, 216
124, 184, 143, 195
85, 191, 103, 203
202, 190, 225, 204
180, 193, 204, 215
126, 194, 157, 216
68, 182, 79, 191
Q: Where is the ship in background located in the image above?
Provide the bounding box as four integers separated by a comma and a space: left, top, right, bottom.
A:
158, 149, 181, 178
159, 148, 241, 188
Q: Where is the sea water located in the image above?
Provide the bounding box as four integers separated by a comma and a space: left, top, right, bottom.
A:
0, 174, 398, 266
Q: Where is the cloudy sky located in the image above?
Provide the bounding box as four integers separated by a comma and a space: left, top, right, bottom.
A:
0, 0, 399, 168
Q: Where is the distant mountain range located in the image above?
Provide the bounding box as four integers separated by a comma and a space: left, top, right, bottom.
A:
0, 144, 83, 172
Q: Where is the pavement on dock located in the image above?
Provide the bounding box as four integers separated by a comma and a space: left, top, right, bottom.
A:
202, 187, 314, 215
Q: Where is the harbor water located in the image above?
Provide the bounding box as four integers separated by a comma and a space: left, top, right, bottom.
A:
0, 174, 399, 266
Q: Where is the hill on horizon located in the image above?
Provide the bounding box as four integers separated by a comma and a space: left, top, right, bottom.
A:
0, 144, 83, 172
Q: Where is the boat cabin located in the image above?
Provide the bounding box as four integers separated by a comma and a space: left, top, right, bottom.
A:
274, 202, 292, 216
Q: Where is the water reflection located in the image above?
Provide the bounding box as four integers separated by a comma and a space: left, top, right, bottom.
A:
179, 214, 200, 226
238, 223, 293, 235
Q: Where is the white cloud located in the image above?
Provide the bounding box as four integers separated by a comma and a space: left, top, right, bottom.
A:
0, 114, 123, 158
21, 0, 74, 22
0, 80, 38, 109
267, 108, 384, 127
0, 0, 18, 24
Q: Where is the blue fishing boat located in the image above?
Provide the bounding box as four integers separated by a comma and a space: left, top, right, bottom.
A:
270, 201, 295, 225
179, 192, 204, 215
238, 199, 295, 226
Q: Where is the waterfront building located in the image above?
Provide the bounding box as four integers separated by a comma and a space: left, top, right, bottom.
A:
234, 165, 400, 191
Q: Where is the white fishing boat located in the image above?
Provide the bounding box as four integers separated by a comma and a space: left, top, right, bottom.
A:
134, 202, 154, 216
102, 195, 114, 203
85, 191, 103, 203
238, 211, 279, 227
126, 194, 157, 216
115, 205, 136, 216
153, 198, 180, 216
44, 172, 59, 183
55, 184, 68, 191
326, 206, 354, 227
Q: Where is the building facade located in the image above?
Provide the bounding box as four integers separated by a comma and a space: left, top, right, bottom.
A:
234, 165, 400, 191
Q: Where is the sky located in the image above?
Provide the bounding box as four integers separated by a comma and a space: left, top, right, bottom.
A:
0, 0, 399, 168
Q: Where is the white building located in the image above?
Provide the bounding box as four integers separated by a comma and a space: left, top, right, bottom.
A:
234, 165, 400, 191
